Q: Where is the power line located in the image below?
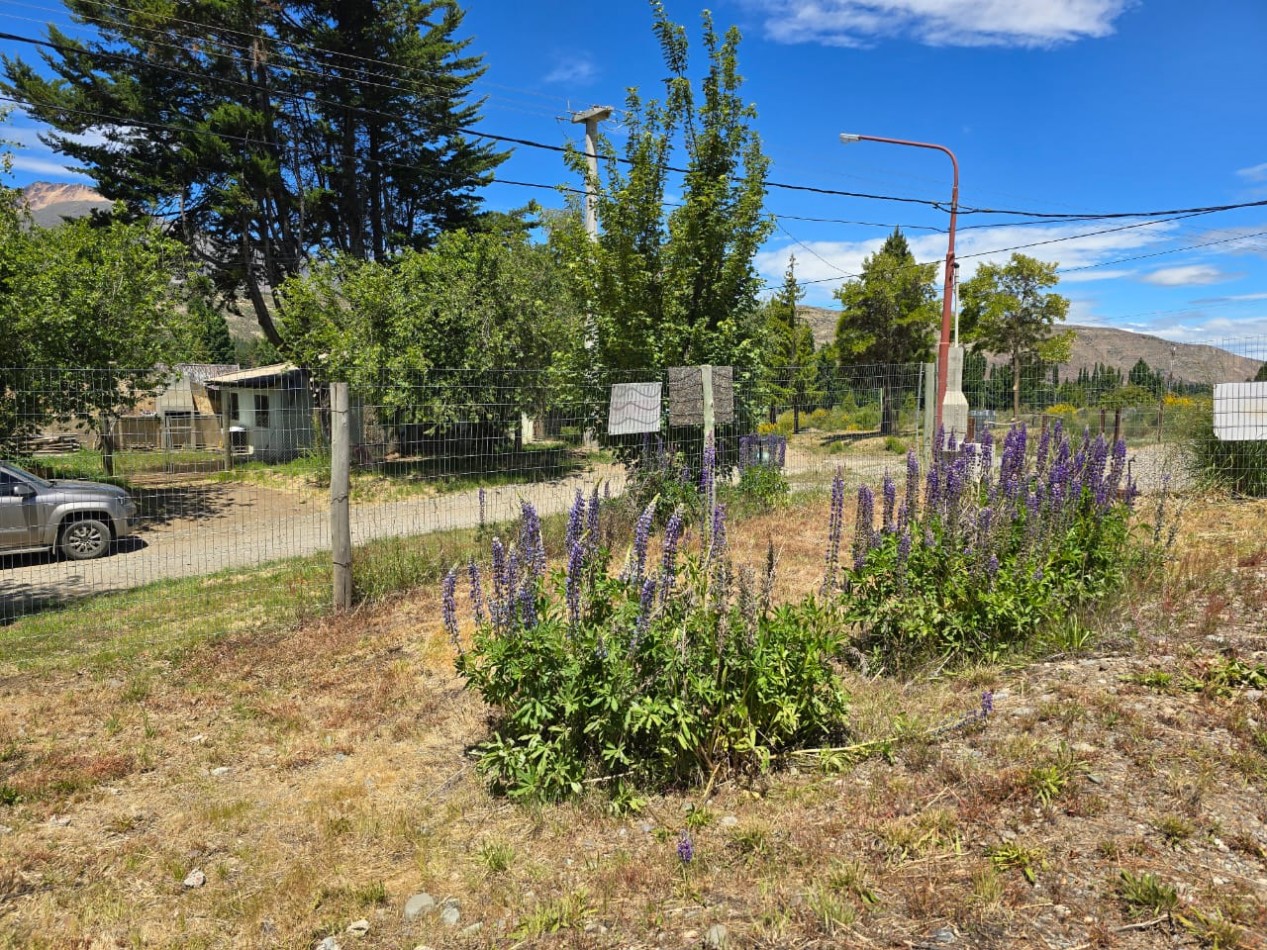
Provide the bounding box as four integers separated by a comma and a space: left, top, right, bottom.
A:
8, 23, 1267, 225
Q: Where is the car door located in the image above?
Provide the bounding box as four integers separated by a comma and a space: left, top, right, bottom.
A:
0, 468, 38, 551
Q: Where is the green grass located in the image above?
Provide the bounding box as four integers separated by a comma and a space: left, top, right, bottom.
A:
22, 448, 225, 483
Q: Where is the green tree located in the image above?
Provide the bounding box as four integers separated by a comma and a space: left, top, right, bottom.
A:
4, 216, 189, 472
1253, 363, 1267, 383
960, 253, 1072, 419
2, 0, 507, 347
834, 229, 939, 434
554, 3, 772, 377
186, 277, 237, 365
763, 256, 817, 432
280, 228, 580, 443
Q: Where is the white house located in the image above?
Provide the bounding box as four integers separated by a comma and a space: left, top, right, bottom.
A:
205, 363, 315, 462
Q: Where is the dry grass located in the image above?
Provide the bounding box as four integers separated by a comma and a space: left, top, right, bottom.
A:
1, 497, 1266, 948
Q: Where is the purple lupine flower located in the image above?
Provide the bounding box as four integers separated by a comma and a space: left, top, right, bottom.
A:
566, 489, 586, 553
711, 502, 728, 555
629, 502, 655, 584
986, 554, 999, 582
490, 537, 509, 629
634, 576, 657, 647
977, 506, 993, 541
925, 452, 942, 515
1107, 438, 1127, 498
924, 527, 936, 548
587, 484, 601, 556
882, 473, 897, 533
738, 434, 752, 472
981, 690, 994, 717
594, 635, 609, 660
852, 484, 875, 571
565, 541, 583, 627
700, 436, 716, 499
979, 430, 995, 490
519, 501, 545, 580
897, 528, 912, 581
1032, 565, 1044, 583
903, 450, 920, 523
505, 549, 522, 623
468, 557, 487, 626
517, 580, 537, 628
442, 567, 459, 646
947, 429, 958, 453
661, 509, 684, 597
1036, 423, 1052, 476
822, 467, 845, 594
677, 831, 694, 864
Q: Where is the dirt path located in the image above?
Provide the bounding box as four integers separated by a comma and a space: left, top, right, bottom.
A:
1, 465, 626, 616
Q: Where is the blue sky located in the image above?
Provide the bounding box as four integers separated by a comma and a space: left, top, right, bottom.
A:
3, 0, 1266, 345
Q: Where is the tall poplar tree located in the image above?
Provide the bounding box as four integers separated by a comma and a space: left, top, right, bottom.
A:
2, 0, 506, 347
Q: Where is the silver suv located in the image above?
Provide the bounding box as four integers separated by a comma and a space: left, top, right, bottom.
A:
0, 461, 137, 560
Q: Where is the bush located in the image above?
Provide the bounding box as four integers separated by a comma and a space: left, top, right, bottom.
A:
450, 496, 851, 805
824, 424, 1147, 671
1176, 397, 1267, 497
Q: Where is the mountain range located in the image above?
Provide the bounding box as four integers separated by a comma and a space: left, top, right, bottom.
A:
21, 181, 113, 228
797, 306, 1262, 384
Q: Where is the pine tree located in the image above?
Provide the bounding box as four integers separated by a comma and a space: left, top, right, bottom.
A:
2, 0, 507, 347
834, 228, 939, 434
764, 256, 817, 432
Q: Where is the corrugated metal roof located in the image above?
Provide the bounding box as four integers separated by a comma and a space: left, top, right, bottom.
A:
204, 363, 303, 387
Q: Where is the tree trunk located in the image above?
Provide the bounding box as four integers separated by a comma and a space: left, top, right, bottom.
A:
99, 412, 116, 478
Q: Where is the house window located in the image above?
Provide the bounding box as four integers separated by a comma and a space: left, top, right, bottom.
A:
254, 394, 270, 429
229, 392, 240, 421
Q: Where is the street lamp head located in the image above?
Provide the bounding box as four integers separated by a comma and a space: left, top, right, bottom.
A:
839, 132, 862, 144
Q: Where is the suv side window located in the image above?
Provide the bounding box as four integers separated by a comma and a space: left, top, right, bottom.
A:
0, 470, 16, 486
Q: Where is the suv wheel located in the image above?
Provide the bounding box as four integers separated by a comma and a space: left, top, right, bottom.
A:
61, 519, 111, 560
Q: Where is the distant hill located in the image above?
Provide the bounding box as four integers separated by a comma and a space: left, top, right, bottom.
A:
798, 306, 1263, 384
21, 181, 112, 227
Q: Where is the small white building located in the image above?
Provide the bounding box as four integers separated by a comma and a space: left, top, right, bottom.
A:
205, 363, 315, 462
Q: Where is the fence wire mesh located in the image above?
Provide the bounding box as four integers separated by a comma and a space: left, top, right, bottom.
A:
2, 339, 1264, 655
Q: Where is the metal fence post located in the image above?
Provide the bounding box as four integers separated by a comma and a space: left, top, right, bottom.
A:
701, 364, 716, 517
331, 382, 352, 611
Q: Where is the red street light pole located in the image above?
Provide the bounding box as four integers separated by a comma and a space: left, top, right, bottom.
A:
840, 133, 959, 434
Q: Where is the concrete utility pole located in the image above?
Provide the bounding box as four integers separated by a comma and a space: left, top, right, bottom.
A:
571, 105, 613, 239
840, 133, 967, 441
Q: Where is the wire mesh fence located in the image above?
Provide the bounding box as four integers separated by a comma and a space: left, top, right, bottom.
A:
2, 339, 1264, 653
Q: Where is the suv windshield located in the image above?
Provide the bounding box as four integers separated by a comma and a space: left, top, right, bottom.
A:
0, 463, 51, 488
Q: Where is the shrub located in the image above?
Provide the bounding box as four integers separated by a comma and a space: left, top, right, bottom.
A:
727, 433, 790, 512
825, 423, 1146, 670
450, 496, 851, 804
622, 436, 705, 526
1175, 397, 1267, 497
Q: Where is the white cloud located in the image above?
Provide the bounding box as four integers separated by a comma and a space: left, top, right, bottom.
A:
1057, 268, 1136, 283
1141, 264, 1243, 287
1190, 291, 1267, 305
9, 155, 90, 179
1236, 162, 1267, 182
758, 216, 1181, 306
745, 0, 1133, 48
543, 55, 598, 85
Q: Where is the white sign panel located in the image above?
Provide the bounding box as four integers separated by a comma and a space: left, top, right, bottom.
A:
607, 382, 663, 435
1214, 382, 1267, 442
